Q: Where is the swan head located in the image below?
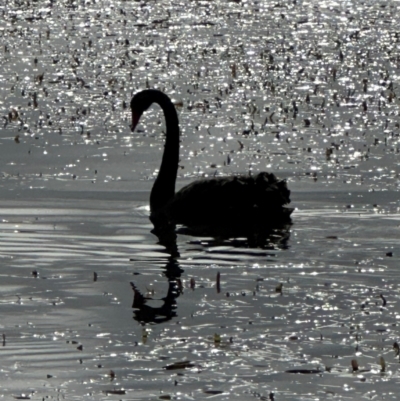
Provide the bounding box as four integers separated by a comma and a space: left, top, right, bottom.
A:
130, 89, 159, 132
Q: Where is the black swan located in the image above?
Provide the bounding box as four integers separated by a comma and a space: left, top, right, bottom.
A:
130, 89, 293, 232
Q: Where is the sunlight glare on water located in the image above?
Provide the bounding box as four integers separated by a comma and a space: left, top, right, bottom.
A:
0, 0, 399, 400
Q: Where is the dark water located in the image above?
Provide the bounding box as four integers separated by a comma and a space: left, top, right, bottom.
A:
0, 0, 400, 399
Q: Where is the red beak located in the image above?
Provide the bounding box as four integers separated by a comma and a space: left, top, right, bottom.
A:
131, 111, 141, 132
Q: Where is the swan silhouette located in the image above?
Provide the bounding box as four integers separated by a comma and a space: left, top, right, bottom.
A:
130, 89, 293, 233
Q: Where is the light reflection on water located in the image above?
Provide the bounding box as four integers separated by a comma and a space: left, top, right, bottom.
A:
0, 0, 400, 399
0, 195, 396, 399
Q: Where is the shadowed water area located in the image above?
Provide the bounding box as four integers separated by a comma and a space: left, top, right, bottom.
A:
0, 0, 400, 399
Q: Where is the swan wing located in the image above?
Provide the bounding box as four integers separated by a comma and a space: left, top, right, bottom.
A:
168, 172, 292, 226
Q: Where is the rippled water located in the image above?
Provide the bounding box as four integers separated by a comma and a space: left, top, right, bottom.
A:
1, 0, 400, 399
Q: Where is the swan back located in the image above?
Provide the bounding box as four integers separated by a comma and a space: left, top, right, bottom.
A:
162, 172, 292, 228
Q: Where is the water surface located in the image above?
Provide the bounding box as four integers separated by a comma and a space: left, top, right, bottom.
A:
0, 0, 400, 399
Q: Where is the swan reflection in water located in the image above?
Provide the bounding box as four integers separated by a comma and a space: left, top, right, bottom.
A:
129, 89, 292, 325
131, 256, 182, 325
130, 226, 291, 326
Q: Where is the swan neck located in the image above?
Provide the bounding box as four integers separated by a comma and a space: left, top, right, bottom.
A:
150, 93, 180, 213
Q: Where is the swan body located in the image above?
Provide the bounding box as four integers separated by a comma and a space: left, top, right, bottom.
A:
130, 89, 292, 231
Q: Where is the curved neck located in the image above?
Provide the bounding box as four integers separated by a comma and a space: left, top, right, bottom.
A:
149, 92, 180, 213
